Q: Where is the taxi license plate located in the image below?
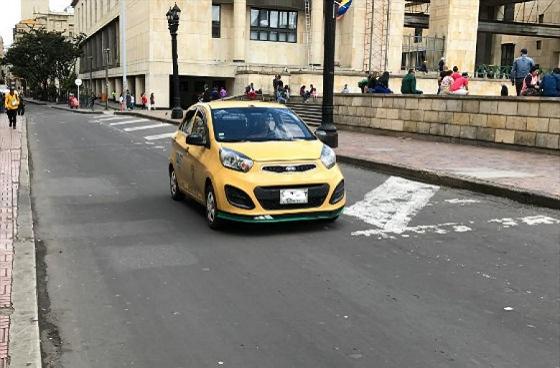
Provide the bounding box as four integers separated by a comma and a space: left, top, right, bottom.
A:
280, 189, 308, 204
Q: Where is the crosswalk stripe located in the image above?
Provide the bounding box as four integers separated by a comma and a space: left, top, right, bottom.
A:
123, 123, 166, 132
344, 176, 439, 233
109, 119, 149, 126
95, 116, 126, 121
145, 132, 176, 141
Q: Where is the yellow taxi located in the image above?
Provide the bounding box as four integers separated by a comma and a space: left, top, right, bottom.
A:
168, 101, 345, 229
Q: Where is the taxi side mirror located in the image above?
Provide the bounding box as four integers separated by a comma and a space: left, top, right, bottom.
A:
186, 133, 205, 146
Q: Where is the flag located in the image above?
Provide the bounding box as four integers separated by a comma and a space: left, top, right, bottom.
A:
336, 0, 352, 19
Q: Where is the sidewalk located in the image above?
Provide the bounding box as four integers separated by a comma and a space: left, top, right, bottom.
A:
0, 113, 41, 367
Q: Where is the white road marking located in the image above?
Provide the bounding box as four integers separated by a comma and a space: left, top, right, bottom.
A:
109, 119, 150, 126
344, 176, 439, 233
444, 199, 481, 204
123, 123, 166, 132
451, 168, 535, 179
489, 215, 560, 227
94, 116, 126, 122
145, 132, 175, 141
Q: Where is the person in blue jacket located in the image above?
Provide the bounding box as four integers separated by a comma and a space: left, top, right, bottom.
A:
541, 68, 560, 97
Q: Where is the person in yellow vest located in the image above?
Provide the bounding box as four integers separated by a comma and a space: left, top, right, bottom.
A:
4, 86, 20, 130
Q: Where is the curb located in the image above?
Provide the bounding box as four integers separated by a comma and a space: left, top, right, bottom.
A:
116, 111, 181, 125
22, 99, 48, 106
337, 155, 560, 210
50, 105, 104, 115
9, 121, 42, 367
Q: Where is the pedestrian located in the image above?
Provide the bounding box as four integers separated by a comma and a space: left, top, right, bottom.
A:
0, 93, 5, 114
309, 84, 317, 100
17, 98, 25, 116
521, 65, 540, 96
437, 65, 449, 94
439, 70, 454, 95
130, 94, 135, 110
119, 93, 125, 112
149, 92, 155, 110
4, 86, 20, 130
211, 86, 219, 100
125, 90, 131, 110
367, 73, 378, 93
141, 92, 148, 109
377, 72, 390, 89
511, 48, 535, 96
111, 90, 116, 101
500, 85, 509, 96
400, 69, 423, 95
418, 60, 428, 73
438, 57, 445, 72
449, 72, 469, 95
341, 84, 350, 93
219, 86, 228, 99
540, 68, 560, 97
451, 66, 461, 80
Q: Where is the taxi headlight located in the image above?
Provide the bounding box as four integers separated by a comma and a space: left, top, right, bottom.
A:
320, 144, 336, 169
220, 147, 254, 173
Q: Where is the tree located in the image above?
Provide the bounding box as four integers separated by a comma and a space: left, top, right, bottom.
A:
4, 29, 84, 100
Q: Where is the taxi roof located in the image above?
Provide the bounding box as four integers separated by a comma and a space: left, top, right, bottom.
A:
200, 100, 289, 110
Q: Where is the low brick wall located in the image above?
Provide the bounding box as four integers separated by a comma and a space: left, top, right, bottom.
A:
332, 94, 560, 150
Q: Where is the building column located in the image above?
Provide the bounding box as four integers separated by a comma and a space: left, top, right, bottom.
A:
233, 0, 246, 62
115, 77, 122, 98
386, 0, 405, 73
429, 0, 480, 73
310, 0, 323, 66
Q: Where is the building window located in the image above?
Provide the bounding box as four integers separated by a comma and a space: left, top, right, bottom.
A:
536, 40, 542, 50
538, 14, 544, 23
212, 4, 221, 38
250, 8, 297, 43
414, 28, 422, 43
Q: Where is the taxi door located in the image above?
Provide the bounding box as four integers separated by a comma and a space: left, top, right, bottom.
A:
171, 108, 196, 195
184, 108, 212, 202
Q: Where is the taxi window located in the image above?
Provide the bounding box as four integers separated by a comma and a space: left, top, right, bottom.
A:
191, 110, 209, 145
180, 109, 196, 134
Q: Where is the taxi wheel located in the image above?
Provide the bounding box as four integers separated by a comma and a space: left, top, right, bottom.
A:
169, 167, 183, 201
205, 184, 223, 230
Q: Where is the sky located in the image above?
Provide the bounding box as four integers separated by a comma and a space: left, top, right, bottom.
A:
1, 0, 72, 48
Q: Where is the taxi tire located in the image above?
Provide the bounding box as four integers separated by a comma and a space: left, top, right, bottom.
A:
169, 167, 184, 201
205, 184, 224, 230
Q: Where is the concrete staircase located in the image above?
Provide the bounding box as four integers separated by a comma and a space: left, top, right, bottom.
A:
287, 97, 323, 127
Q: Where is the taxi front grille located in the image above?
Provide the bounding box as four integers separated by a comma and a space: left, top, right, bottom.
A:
254, 184, 329, 210
262, 164, 316, 173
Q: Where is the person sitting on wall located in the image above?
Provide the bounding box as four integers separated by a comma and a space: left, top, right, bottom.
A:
300, 85, 311, 102
417, 60, 428, 73
439, 70, 454, 95
367, 73, 378, 93
245, 83, 257, 100
401, 69, 423, 95
449, 72, 470, 95
500, 85, 509, 96
373, 72, 392, 93
540, 67, 560, 97
309, 84, 317, 100
521, 66, 541, 96
211, 86, 220, 100
451, 66, 461, 80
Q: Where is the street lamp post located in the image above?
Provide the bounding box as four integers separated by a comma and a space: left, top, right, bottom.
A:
316, 0, 338, 148
104, 48, 111, 110
167, 3, 183, 119
88, 56, 94, 110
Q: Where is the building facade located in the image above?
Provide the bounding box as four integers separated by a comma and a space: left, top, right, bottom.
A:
13, 11, 75, 43
72, 0, 559, 108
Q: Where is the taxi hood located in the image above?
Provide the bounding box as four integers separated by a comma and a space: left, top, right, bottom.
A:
221, 140, 324, 162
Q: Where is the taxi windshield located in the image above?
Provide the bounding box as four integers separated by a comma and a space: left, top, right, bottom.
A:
211, 107, 316, 142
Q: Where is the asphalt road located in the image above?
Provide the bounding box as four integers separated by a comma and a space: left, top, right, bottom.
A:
27, 105, 559, 368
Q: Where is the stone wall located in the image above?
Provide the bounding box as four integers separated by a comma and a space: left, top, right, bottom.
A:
332, 94, 560, 150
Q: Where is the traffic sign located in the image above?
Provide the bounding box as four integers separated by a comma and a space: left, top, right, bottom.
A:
75, 78, 82, 86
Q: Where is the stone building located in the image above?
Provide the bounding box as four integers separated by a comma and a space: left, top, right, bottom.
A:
71, 0, 559, 109
13, 10, 75, 43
